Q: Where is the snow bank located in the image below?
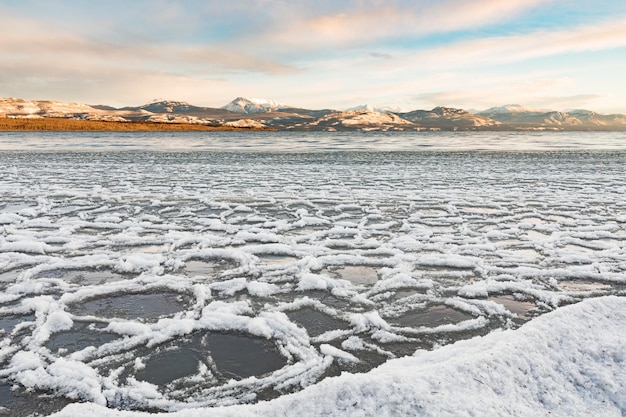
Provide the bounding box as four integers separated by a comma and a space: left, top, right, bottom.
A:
48, 296, 626, 417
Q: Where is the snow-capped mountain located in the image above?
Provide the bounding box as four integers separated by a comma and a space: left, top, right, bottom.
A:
222, 97, 288, 114
0, 97, 98, 118
567, 110, 626, 128
477, 105, 626, 129
347, 104, 405, 114
223, 119, 267, 129
479, 104, 545, 115
398, 107, 500, 128
2, 95, 626, 131
306, 110, 416, 131
122, 100, 242, 120
541, 111, 584, 126
138, 100, 194, 114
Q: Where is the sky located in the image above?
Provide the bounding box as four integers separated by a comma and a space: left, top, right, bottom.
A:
1, 0, 626, 113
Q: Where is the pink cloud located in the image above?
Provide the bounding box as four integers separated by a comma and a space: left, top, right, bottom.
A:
261, 0, 554, 48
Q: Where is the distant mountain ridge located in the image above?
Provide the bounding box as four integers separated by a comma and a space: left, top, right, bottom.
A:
477, 104, 626, 129
1, 96, 626, 131
479, 104, 545, 114
398, 107, 500, 128
222, 97, 289, 114
347, 104, 405, 113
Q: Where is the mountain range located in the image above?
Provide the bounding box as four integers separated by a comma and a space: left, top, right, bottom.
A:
2, 96, 626, 131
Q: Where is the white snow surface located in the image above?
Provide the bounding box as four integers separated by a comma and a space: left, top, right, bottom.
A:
310, 110, 415, 130
47, 296, 626, 417
222, 97, 288, 114
0, 149, 625, 416
347, 104, 405, 113
223, 118, 267, 128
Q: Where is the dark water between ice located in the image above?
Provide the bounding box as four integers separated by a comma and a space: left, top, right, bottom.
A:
1, 131, 625, 416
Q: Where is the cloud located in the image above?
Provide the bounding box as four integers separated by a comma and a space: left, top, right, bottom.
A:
532, 94, 605, 110
410, 16, 626, 67
0, 64, 237, 107
1, 1, 624, 113
405, 90, 491, 110
0, 10, 297, 78
369, 52, 393, 59
258, 0, 554, 49
0, 7, 300, 107
181, 47, 298, 75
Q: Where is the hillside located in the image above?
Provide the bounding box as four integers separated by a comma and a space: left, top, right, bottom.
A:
1, 96, 626, 131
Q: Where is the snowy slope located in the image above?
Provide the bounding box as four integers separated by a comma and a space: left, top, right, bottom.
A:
347, 104, 405, 113
2, 95, 626, 130
399, 107, 500, 128
138, 100, 193, 113
124, 100, 239, 120
47, 296, 626, 417
541, 111, 584, 126
223, 118, 267, 128
568, 110, 626, 128
0, 97, 97, 118
479, 104, 544, 115
0, 97, 149, 122
476, 105, 626, 128
222, 97, 288, 114
308, 110, 416, 131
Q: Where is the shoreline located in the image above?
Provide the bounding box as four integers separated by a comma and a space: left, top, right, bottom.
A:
2, 117, 626, 133
0, 117, 270, 131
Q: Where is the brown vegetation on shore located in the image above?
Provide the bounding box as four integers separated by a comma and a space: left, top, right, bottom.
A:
0, 117, 265, 131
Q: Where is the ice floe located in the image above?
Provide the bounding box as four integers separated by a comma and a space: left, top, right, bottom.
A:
46, 296, 626, 417
0, 149, 624, 416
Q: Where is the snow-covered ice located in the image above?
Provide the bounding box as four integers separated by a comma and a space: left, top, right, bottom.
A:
0, 146, 625, 416
47, 296, 626, 417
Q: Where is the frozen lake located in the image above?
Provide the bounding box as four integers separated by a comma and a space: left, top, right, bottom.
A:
2, 129, 626, 152
0, 131, 625, 416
